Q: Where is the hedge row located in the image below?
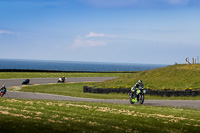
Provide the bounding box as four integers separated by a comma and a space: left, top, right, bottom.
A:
83, 86, 200, 97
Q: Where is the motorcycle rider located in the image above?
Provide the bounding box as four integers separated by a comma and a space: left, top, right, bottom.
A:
131, 80, 144, 102
61, 76, 65, 82
0, 85, 7, 95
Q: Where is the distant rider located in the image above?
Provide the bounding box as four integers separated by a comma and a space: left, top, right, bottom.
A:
0, 85, 7, 95
131, 80, 144, 102
62, 76, 65, 82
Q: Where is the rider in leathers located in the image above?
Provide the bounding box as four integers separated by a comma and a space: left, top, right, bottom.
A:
0, 85, 7, 95
131, 80, 144, 102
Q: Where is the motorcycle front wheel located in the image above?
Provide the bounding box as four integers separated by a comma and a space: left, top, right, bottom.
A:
128, 93, 134, 104
138, 94, 144, 104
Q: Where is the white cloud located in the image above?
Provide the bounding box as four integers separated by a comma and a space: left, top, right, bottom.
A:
0, 30, 11, 35
72, 36, 107, 48
86, 32, 115, 38
72, 32, 115, 48
86, 32, 105, 38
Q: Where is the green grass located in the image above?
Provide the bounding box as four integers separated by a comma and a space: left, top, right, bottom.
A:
0, 98, 199, 133
91, 64, 200, 90
9, 83, 200, 100
10, 83, 128, 99
0, 72, 126, 79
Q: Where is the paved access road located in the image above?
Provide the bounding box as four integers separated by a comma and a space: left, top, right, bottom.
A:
1, 77, 200, 109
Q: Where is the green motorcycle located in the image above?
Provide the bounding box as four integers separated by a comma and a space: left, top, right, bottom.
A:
128, 87, 146, 104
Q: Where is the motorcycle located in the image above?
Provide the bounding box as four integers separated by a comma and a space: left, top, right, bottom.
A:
0, 90, 5, 97
128, 87, 146, 104
22, 79, 30, 85
57, 78, 66, 83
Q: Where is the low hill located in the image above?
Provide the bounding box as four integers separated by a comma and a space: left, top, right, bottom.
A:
93, 64, 200, 90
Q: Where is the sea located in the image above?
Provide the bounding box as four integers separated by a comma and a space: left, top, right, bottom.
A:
0, 59, 167, 72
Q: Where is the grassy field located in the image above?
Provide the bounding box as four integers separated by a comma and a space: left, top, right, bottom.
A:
91, 64, 200, 90
9, 83, 200, 100
0, 98, 199, 133
0, 72, 126, 79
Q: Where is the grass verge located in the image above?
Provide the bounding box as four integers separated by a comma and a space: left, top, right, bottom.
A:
0, 98, 199, 133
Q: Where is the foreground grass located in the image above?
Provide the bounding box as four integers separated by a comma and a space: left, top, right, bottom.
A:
0, 72, 126, 79
9, 83, 200, 100
0, 98, 199, 133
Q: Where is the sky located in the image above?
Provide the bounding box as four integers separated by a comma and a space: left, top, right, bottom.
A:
0, 0, 200, 65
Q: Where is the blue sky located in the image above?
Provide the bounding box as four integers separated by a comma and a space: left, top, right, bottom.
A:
0, 0, 200, 64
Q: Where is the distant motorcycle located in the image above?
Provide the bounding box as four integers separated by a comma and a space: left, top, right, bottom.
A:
128, 87, 146, 104
57, 77, 66, 83
22, 79, 30, 85
0, 90, 5, 97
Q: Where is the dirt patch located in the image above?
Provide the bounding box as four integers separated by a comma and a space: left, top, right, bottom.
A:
65, 104, 92, 109
63, 117, 69, 120
34, 117, 42, 120
0, 111, 10, 115
24, 101, 34, 105
0, 110, 31, 119
88, 121, 99, 126
35, 112, 43, 116
0, 106, 17, 111
4, 99, 22, 103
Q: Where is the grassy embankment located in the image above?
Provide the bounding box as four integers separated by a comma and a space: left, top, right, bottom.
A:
0, 98, 199, 133
92, 64, 200, 90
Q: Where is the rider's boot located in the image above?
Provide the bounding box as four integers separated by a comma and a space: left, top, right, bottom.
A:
132, 98, 137, 103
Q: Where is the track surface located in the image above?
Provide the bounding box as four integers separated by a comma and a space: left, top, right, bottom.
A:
0, 77, 116, 88
1, 78, 200, 109
4, 91, 200, 109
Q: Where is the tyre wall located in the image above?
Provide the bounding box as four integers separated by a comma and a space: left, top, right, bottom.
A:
83, 86, 200, 97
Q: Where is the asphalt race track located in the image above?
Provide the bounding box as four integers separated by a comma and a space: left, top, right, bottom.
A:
4, 91, 200, 109
0, 77, 116, 88
1, 78, 200, 109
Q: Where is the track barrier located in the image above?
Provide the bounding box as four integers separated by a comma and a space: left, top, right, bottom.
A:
83, 86, 200, 97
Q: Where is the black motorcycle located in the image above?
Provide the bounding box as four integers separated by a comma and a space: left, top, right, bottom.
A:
57, 78, 66, 83
22, 79, 30, 85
